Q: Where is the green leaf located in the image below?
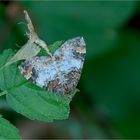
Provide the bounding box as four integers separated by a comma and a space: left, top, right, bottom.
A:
0, 42, 76, 122
0, 49, 26, 91
38, 40, 64, 56
49, 40, 64, 53
0, 116, 21, 140
6, 82, 71, 121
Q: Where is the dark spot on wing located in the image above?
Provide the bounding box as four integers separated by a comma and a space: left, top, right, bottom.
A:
28, 67, 38, 84
72, 50, 86, 61
46, 69, 81, 95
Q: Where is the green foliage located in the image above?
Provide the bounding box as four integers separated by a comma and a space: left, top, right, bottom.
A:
6, 82, 71, 122
0, 44, 76, 122
0, 49, 26, 91
0, 1, 140, 139
0, 116, 21, 140
38, 40, 63, 56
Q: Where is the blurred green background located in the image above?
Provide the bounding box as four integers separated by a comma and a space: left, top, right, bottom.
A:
0, 1, 140, 139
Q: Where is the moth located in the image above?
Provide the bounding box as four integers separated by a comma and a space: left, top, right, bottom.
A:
19, 37, 86, 94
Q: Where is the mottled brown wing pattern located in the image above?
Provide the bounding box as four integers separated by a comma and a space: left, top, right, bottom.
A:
19, 37, 86, 94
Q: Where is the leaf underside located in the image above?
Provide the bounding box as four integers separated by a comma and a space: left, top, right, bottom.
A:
4, 42, 41, 67
0, 41, 78, 122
